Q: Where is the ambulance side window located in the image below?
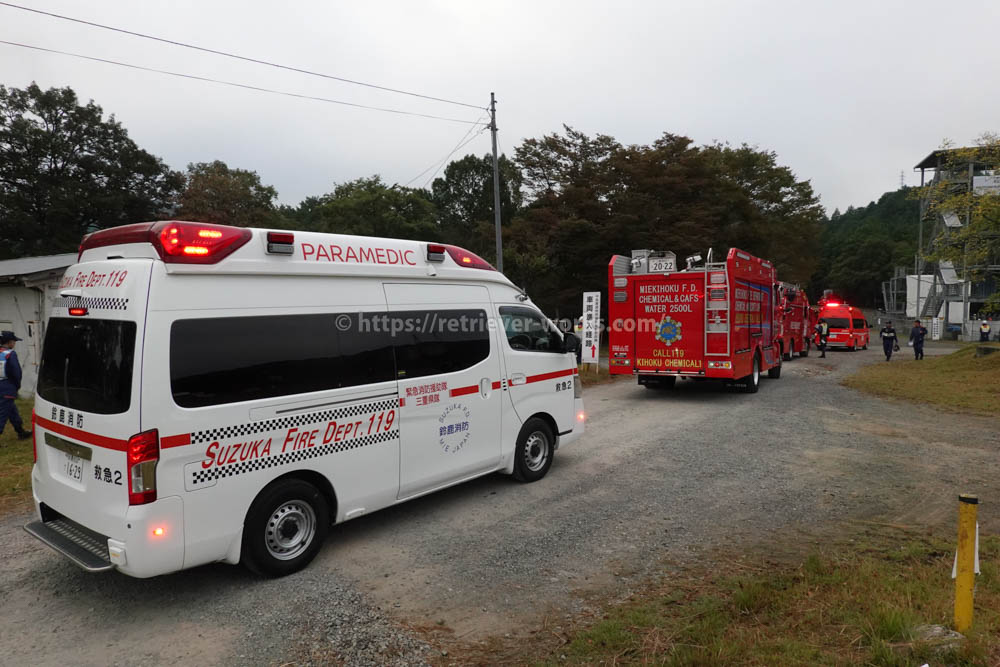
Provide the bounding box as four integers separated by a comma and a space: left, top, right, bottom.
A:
499, 307, 562, 353
852, 318, 865, 328
170, 313, 395, 408
391, 309, 490, 379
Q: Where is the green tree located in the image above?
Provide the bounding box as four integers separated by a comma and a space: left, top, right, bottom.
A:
811, 188, 920, 305
0, 83, 183, 258
305, 176, 439, 240
430, 153, 522, 252
702, 143, 824, 284
176, 160, 282, 228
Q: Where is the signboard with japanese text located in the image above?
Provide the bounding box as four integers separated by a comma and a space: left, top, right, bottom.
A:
581, 291, 601, 364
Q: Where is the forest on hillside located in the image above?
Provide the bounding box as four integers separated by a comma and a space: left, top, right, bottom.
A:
2, 82, 932, 314
811, 189, 921, 307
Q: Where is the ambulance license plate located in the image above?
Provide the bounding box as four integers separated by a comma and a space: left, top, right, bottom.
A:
62, 453, 84, 483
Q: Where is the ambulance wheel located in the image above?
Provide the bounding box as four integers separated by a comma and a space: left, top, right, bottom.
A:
782, 344, 793, 361
242, 479, 330, 577
513, 418, 554, 483
740, 355, 761, 393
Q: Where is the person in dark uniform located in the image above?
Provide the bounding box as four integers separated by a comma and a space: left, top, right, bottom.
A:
0, 331, 30, 441
909, 319, 927, 360
879, 321, 898, 362
815, 318, 829, 358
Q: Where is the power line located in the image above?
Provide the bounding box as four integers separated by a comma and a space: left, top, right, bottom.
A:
0, 1, 485, 111
403, 115, 488, 188
0, 40, 487, 126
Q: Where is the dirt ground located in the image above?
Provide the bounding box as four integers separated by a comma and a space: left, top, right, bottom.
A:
0, 342, 997, 665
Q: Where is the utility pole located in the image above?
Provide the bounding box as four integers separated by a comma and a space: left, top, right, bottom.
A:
489, 92, 503, 273
917, 167, 925, 319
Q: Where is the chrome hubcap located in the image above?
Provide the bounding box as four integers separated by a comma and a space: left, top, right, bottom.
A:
265, 501, 317, 561
523, 431, 550, 472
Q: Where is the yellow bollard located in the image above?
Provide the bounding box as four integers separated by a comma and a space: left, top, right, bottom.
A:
954, 494, 978, 633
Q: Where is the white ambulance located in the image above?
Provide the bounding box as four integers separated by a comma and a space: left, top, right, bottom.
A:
25, 221, 584, 577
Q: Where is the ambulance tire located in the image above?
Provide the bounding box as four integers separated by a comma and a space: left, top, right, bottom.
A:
242, 478, 330, 577
513, 418, 554, 483
739, 355, 761, 393
782, 343, 793, 362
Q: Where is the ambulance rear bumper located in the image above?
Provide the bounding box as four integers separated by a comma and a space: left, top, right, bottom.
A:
24, 510, 113, 572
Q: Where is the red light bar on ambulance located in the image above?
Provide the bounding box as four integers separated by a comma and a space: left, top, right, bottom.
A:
79, 221, 252, 264
444, 245, 495, 270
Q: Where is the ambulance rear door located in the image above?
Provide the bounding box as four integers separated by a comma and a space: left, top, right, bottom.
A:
31, 260, 152, 542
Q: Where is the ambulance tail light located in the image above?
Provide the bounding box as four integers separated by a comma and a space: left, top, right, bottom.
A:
68, 307, 89, 316
444, 245, 495, 270
127, 429, 159, 506
78, 221, 252, 264
427, 244, 447, 262
266, 231, 295, 255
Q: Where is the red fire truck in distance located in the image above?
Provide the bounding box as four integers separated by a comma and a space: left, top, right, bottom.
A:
608, 248, 782, 393
776, 282, 812, 360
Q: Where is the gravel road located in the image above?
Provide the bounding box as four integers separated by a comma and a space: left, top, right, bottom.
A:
1, 344, 997, 665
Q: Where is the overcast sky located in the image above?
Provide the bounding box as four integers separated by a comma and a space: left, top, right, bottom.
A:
2, 0, 998, 214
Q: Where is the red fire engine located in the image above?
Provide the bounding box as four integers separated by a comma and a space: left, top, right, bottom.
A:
776, 282, 812, 359
608, 248, 782, 393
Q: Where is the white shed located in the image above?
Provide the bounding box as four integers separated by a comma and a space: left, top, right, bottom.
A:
0, 254, 77, 397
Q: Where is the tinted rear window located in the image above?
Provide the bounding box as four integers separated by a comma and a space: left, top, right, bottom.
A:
825, 318, 850, 328
37, 318, 136, 414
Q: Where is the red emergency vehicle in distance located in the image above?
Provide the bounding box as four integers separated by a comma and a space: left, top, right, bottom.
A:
608, 248, 782, 394
814, 292, 870, 351
776, 282, 811, 360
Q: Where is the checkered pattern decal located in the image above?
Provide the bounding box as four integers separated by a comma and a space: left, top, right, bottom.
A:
188, 397, 399, 486
190, 398, 398, 444
53, 296, 130, 311
190, 428, 397, 486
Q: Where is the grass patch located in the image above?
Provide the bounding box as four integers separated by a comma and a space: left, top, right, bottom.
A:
0, 397, 35, 514
578, 363, 628, 387
543, 528, 1000, 665
843, 344, 1000, 415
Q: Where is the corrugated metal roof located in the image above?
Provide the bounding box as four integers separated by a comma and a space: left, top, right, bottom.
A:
0, 254, 76, 279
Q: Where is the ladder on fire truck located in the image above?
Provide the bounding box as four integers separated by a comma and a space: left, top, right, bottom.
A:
704, 251, 731, 358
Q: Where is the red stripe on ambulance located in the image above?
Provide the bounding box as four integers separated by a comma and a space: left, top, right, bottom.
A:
34, 415, 128, 452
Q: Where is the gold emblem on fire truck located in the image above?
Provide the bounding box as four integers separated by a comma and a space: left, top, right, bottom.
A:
655, 315, 682, 346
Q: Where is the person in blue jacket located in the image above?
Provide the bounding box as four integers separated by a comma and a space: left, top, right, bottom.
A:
0, 331, 30, 440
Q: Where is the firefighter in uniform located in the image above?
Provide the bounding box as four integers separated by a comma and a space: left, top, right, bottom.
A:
909, 319, 927, 361
815, 318, 829, 358
0, 331, 30, 441
879, 321, 898, 362
981, 320, 992, 342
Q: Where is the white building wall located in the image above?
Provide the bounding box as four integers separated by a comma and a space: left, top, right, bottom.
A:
0, 280, 65, 397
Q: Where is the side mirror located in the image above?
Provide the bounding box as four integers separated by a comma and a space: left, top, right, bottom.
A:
562, 332, 580, 354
